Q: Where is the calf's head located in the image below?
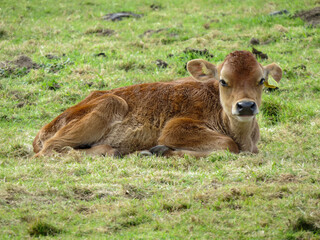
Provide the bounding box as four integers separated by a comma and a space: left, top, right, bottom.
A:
187, 51, 282, 122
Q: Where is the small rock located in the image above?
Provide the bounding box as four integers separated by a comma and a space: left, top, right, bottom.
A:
94, 53, 106, 57
103, 12, 143, 21
269, 9, 289, 16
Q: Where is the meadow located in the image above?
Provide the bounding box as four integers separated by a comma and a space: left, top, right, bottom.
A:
0, 0, 319, 239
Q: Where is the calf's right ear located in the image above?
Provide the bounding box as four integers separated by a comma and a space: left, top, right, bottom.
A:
264, 63, 282, 82
187, 59, 218, 81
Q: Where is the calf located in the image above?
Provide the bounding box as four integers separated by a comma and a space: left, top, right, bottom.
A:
33, 51, 282, 158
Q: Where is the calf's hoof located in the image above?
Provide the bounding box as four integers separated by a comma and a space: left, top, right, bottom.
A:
149, 145, 172, 156
138, 150, 153, 157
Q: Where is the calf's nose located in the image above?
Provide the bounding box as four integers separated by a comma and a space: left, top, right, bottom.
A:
236, 101, 257, 116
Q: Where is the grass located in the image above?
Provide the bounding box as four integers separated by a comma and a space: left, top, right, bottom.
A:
0, 0, 320, 239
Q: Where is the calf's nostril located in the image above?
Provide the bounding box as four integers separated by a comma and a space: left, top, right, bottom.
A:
236, 101, 257, 115
250, 102, 256, 111
236, 102, 243, 110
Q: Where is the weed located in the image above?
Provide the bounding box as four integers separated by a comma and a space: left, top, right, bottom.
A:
28, 219, 62, 237
0, 29, 6, 38
289, 216, 320, 233
162, 201, 191, 212
0, 67, 30, 78
41, 77, 61, 90
7, 144, 31, 158
261, 96, 282, 124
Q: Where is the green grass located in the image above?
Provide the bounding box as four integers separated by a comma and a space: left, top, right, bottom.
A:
1, 0, 320, 239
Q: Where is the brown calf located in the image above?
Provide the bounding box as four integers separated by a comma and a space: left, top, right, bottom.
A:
33, 51, 282, 158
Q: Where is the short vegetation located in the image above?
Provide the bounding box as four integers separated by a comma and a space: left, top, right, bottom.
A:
0, 0, 319, 239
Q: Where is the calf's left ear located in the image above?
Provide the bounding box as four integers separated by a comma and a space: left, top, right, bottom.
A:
264, 63, 282, 83
187, 59, 218, 81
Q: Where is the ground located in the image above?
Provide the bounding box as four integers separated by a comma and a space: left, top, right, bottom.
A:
0, 0, 319, 239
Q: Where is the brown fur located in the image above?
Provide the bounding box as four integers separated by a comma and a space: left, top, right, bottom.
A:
33, 51, 282, 158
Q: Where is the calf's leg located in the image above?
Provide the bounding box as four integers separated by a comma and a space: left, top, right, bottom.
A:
34, 94, 128, 157
150, 117, 239, 157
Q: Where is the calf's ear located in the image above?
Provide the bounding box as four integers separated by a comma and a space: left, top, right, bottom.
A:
264, 63, 282, 83
187, 59, 218, 81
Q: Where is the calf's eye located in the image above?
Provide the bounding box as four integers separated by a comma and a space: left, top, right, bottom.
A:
259, 78, 265, 85
219, 79, 228, 87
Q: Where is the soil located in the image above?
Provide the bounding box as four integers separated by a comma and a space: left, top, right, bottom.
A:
155, 59, 168, 68
150, 4, 162, 10
252, 48, 268, 60
0, 55, 39, 70
86, 28, 115, 36
294, 7, 320, 26
250, 38, 260, 45
140, 28, 169, 37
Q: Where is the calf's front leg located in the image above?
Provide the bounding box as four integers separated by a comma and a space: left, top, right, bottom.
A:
150, 117, 239, 158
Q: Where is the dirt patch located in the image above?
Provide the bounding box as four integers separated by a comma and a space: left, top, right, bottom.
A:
0, 56, 47, 78
72, 187, 94, 201
289, 215, 320, 233
85, 28, 115, 36
150, 4, 162, 10
155, 59, 168, 68
162, 201, 190, 212
8, 144, 32, 158
0, 29, 7, 38
3, 55, 39, 69
278, 173, 298, 183
1, 185, 28, 205
249, 38, 274, 45
103, 12, 143, 21
252, 48, 268, 60
123, 185, 149, 199
203, 19, 220, 29
0, 55, 39, 78
250, 38, 260, 45
76, 205, 96, 214
295, 7, 320, 26
140, 28, 169, 37
28, 220, 62, 237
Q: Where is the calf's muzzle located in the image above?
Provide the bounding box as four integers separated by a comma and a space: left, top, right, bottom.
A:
236, 101, 258, 116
